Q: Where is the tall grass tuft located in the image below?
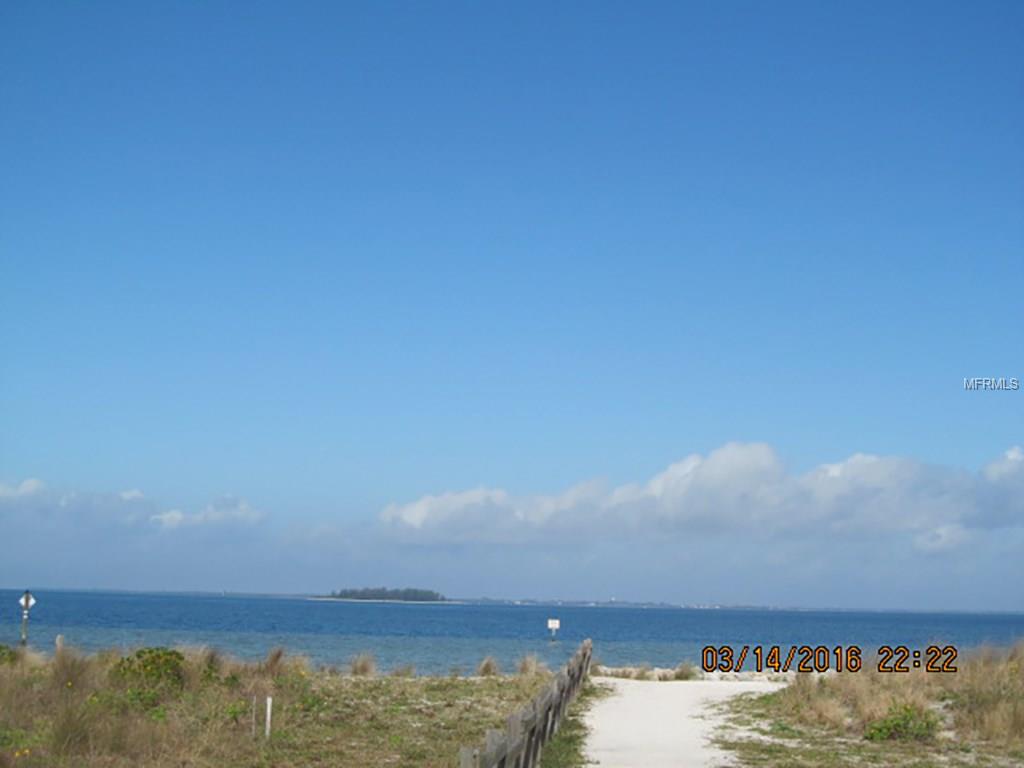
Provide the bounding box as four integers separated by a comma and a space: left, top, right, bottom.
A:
51, 646, 93, 693
517, 655, 549, 677
262, 647, 286, 677
672, 662, 698, 681
476, 656, 501, 677
51, 700, 93, 755
632, 664, 655, 681
349, 653, 377, 677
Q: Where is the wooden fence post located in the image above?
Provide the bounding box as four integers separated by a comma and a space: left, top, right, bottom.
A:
459, 746, 480, 768
458, 640, 593, 768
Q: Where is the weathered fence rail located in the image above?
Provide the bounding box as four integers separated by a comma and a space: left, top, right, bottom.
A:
458, 639, 593, 768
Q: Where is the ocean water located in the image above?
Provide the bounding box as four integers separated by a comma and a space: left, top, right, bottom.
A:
2, 589, 1023, 674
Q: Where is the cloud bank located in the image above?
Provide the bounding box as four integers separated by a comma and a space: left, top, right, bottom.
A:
2, 443, 1022, 609
381, 442, 1024, 553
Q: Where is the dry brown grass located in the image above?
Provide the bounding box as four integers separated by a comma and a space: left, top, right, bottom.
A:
770, 642, 1024, 747
517, 655, 549, 677
261, 646, 287, 677
667, 662, 698, 681
944, 641, 1024, 743
389, 664, 416, 678
476, 656, 501, 677
593, 663, 671, 681
0, 643, 551, 767
348, 653, 376, 677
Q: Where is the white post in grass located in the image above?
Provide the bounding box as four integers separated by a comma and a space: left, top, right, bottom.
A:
265, 696, 273, 739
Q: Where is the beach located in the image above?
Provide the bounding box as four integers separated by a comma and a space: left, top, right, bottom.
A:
585, 677, 786, 767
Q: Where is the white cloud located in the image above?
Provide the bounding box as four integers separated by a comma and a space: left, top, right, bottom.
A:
150, 496, 263, 530
382, 488, 511, 529
380, 443, 1024, 550
0, 478, 45, 497
151, 509, 186, 529
119, 489, 145, 501
984, 445, 1024, 481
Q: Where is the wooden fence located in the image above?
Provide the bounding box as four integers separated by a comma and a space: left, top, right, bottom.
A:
457, 639, 593, 768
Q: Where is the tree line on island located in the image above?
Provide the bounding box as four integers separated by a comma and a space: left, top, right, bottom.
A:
325, 587, 447, 602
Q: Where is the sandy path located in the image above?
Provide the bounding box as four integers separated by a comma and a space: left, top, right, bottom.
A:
584, 678, 784, 767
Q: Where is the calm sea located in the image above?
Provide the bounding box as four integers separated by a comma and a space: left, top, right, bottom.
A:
2, 590, 1022, 674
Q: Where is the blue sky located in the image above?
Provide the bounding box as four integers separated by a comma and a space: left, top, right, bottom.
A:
1, 2, 1022, 609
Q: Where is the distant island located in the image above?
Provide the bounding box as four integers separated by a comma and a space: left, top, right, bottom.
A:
324, 587, 447, 602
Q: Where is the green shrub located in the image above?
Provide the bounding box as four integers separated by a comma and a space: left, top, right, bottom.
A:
299, 691, 329, 714
199, 647, 223, 683
864, 703, 939, 741
0, 645, 17, 665
124, 687, 162, 711
111, 648, 186, 711
224, 700, 249, 724
113, 648, 185, 690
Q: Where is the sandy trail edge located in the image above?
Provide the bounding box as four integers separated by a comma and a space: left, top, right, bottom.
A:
584, 678, 785, 768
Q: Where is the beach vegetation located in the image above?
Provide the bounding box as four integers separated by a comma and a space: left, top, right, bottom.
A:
348, 653, 376, 677
718, 641, 1024, 766
589, 660, 702, 681
672, 662, 698, 681
537, 680, 611, 768
112, 648, 185, 692
0, 643, 550, 767
517, 654, 548, 676
864, 702, 939, 741
476, 656, 501, 676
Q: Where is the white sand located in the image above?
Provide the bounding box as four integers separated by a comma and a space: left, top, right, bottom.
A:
584, 678, 785, 767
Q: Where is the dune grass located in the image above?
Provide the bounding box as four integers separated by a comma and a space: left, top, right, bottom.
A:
517, 655, 548, 677
537, 680, 611, 768
348, 652, 377, 677
0, 643, 551, 768
591, 661, 698, 681
476, 656, 501, 677
717, 641, 1024, 767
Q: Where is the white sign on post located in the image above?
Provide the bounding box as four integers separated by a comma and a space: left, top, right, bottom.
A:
547, 619, 560, 631
19, 593, 35, 610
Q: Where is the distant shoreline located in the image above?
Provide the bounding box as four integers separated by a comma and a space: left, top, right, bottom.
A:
309, 597, 463, 605
1, 588, 1021, 616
